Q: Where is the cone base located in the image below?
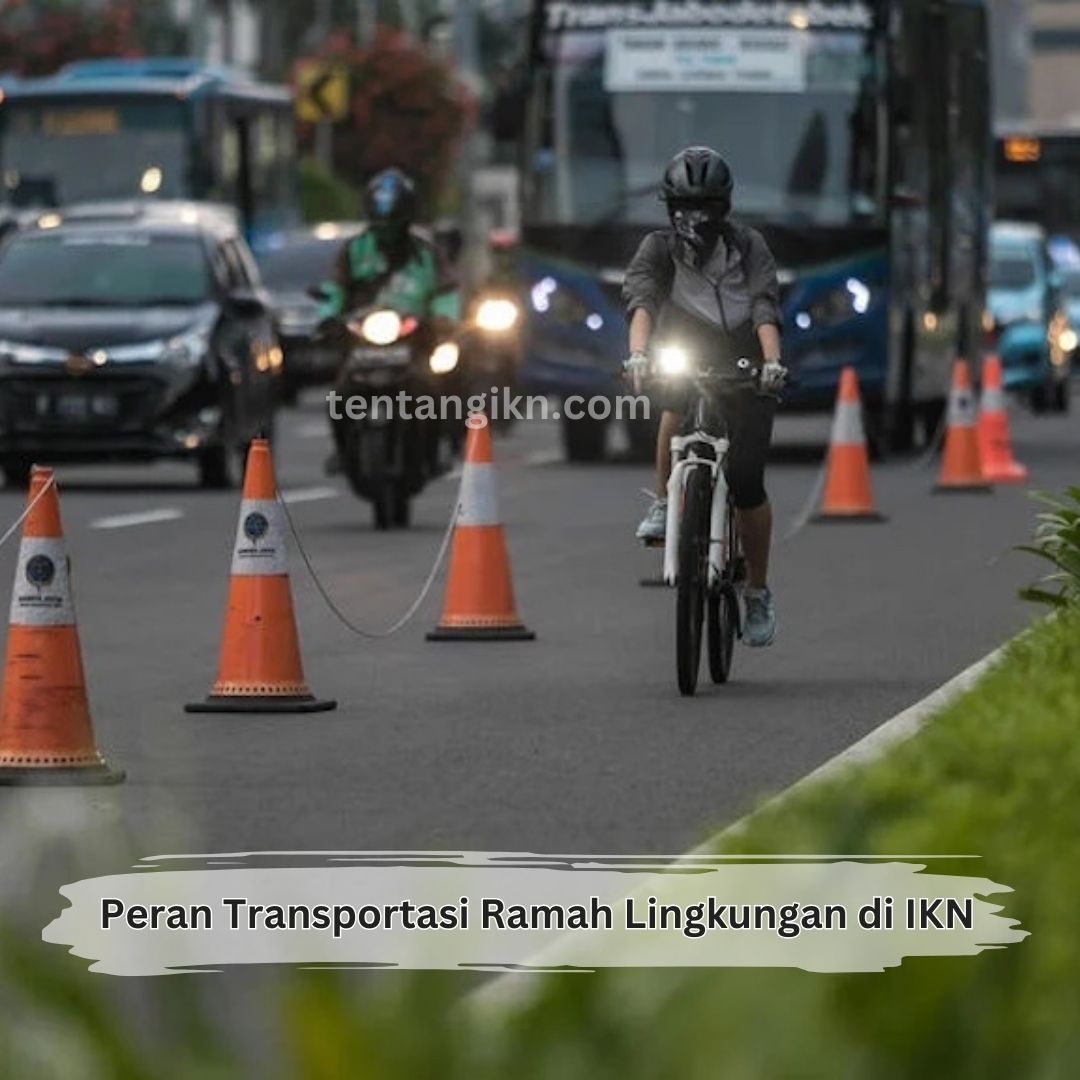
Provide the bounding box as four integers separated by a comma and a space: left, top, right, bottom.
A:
813, 510, 886, 523
427, 624, 536, 642
0, 762, 124, 786
185, 693, 338, 715
933, 482, 993, 494
984, 467, 1029, 485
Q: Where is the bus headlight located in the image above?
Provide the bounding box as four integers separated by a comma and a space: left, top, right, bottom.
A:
429, 342, 460, 374
475, 297, 520, 334
360, 310, 402, 345
657, 345, 690, 377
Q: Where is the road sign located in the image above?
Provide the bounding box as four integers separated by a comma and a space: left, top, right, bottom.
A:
295, 61, 350, 124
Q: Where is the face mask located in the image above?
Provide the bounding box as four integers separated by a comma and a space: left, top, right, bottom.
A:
670, 205, 725, 254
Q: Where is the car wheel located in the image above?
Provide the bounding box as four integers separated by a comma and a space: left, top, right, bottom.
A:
1030, 383, 1049, 414
626, 414, 658, 463
561, 415, 608, 463
1052, 379, 1070, 413
1, 457, 32, 490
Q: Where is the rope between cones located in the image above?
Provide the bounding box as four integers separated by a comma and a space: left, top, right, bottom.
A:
0, 473, 56, 550
276, 490, 460, 639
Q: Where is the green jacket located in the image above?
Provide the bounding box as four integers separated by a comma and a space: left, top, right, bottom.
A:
319, 225, 461, 322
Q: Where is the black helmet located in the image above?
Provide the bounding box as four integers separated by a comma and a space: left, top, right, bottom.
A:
659, 146, 734, 208
364, 167, 417, 234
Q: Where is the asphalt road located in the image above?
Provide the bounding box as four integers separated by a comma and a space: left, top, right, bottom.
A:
0, 390, 1075, 859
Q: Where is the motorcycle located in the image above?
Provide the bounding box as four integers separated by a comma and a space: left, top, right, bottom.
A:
317, 299, 461, 530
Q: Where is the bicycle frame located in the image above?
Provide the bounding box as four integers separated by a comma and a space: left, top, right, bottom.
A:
663, 431, 731, 588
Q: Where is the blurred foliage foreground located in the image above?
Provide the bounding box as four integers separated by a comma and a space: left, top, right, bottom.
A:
1, 602, 1078, 1077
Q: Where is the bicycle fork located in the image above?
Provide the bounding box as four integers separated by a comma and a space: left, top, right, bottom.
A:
663, 433, 731, 587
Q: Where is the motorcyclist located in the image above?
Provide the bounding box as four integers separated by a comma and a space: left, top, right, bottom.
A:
319, 167, 461, 471
622, 146, 787, 647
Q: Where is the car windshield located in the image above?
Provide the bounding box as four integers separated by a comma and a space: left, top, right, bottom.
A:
0, 232, 211, 306
532, 25, 880, 228
256, 238, 341, 292
989, 252, 1038, 290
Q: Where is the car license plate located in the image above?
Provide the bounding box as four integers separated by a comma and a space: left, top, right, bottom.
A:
351, 345, 411, 366
53, 393, 119, 420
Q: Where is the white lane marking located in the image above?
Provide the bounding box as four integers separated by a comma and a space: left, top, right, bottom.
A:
525, 450, 563, 468
280, 486, 339, 505
297, 421, 329, 439
91, 508, 184, 530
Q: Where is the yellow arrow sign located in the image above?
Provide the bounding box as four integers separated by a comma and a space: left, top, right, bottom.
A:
295, 61, 349, 124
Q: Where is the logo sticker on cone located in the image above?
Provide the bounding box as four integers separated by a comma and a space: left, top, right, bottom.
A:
428, 417, 534, 641
186, 439, 336, 714
935, 360, 992, 493
0, 467, 123, 785
977, 355, 1028, 484
814, 366, 885, 522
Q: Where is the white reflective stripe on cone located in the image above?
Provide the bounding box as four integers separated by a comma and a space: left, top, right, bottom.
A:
457, 463, 500, 527
9, 537, 76, 627
981, 385, 1006, 414
948, 388, 977, 428
231, 498, 288, 576
830, 400, 866, 447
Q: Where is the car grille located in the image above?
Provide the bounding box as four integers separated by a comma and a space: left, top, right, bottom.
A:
2, 376, 166, 433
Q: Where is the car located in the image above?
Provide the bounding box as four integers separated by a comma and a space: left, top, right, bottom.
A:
255, 222, 362, 404
986, 221, 1072, 413
0, 200, 282, 488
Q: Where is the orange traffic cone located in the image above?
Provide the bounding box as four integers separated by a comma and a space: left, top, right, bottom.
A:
935, 360, 992, 493
977, 355, 1028, 484
814, 367, 885, 522
0, 467, 123, 785
428, 417, 534, 641
186, 439, 336, 713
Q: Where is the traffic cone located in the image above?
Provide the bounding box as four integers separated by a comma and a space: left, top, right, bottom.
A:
186, 439, 336, 713
977, 355, 1028, 484
935, 360, 992, 493
814, 367, 885, 522
0, 467, 123, 785
428, 417, 534, 641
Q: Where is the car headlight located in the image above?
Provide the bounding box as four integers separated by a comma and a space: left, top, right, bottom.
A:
798, 278, 878, 330
429, 342, 460, 374
657, 345, 690, 377
475, 296, 520, 334
162, 329, 211, 370
0, 339, 66, 365
360, 310, 402, 345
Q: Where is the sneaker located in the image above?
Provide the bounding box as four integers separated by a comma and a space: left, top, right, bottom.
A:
636, 497, 668, 542
743, 586, 776, 647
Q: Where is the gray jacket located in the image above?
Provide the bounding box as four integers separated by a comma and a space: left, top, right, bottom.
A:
623, 224, 782, 334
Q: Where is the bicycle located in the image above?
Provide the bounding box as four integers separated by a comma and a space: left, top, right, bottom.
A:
656, 357, 764, 696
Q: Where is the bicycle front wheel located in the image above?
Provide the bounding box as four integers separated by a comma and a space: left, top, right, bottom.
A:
676, 466, 711, 696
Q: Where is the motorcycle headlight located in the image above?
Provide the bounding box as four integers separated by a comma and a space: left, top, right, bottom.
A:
361, 310, 402, 346
429, 342, 460, 374
475, 297, 520, 334
657, 345, 690, 377
1059, 328, 1079, 353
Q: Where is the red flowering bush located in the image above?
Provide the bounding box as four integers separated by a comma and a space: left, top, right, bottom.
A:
296, 26, 474, 212
0, 0, 183, 78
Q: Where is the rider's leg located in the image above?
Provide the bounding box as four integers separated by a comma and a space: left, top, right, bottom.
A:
737, 501, 772, 589
655, 409, 682, 495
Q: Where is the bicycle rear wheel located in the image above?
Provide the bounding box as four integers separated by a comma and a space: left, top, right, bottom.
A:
677, 467, 711, 696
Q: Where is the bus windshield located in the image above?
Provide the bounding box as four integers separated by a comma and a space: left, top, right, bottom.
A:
1, 97, 190, 207
532, 25, 880, 229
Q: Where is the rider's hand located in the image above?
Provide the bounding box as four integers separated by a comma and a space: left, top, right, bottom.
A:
624, 350, 649, 395
760, 359, 789, 396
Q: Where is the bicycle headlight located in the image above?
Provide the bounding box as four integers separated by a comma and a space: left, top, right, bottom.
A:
657, 345, 690, 377
360, 310, 402, 346
475, 297, 520, 334
429, 342, 460, 374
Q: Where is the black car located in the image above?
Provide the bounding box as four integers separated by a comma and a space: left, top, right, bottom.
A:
0, 201, 281, 487
256, 222, 361, 403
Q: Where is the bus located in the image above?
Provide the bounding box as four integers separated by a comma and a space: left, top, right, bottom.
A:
995, 124, 1080, 239
0, 58, 298, 249
517, 0, 991, 459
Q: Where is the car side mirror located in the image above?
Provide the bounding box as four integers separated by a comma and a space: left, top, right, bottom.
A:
227, 288, 266, 317
306, 284, 331, 303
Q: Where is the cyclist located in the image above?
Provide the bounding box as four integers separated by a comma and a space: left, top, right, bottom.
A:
623, 146, 787, 647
